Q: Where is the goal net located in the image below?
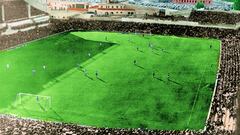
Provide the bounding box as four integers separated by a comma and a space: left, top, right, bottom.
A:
16, 93, 52, 111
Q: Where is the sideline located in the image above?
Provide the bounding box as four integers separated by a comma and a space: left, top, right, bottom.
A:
203, 41, 222, 131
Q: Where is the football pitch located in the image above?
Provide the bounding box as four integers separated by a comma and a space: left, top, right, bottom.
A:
0, 31, 220, 130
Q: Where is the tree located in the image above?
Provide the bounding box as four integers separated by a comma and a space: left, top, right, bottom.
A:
234, 0, 240, 10
195, 2, 205, 9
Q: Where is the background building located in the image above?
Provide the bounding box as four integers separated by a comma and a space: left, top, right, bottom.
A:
48, 0, 136, 16
90, 3, 135, 16
172, 0, 212, 5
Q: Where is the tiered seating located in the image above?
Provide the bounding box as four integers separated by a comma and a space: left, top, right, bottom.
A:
4, 0, 28, 21
2, 0, 47, 22
189, 10, 240, 25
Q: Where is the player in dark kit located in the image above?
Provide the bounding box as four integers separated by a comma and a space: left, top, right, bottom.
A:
152, 72, 155, 78
95, 70, 99, 78
133, 60, 137, 65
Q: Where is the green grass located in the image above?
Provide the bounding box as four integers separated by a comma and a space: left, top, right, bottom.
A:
0, 31, 220, 130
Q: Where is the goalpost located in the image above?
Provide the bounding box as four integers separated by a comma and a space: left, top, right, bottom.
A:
16, 93, 52, 111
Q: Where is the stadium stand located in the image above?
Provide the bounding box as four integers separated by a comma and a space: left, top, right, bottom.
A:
0, 6, 2, 23
0, 26, 53, 50
0, 114, 205, 135
0, 0, 240, 134
0, 23, 7, 33
188, 11, 240, 25
146, 10, 240, 25
0, 19, 239, 134
0, 0, 47, 22
0, 0, 50, 37
3, 0, 28, 21
31, 5, 46, 16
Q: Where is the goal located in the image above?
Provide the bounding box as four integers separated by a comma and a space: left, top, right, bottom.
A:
16, 93, 52, 111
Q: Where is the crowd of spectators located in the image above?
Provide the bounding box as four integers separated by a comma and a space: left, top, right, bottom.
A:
0, 0, 46, 22
2, 0, 28, 21
0, 26, 53, 50
205, 34, 239, 135
0, 114, 205, 135
0, 19, 239, 135
0, 6, 2, 23
188, 10, 240, 25
144, 10, 240, 25
146, 13, 188, 21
